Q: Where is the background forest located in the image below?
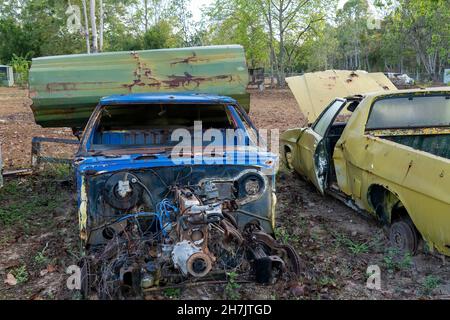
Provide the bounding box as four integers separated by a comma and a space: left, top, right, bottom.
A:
0, 0, 448, 86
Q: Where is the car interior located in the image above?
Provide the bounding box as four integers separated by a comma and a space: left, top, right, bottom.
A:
321, 98, 362, 187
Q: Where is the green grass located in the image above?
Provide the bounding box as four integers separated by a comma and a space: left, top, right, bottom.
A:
11, 265, 29, 285
274, 227, 299, 245
0, 172, 70, 226
333, 232, 370, 254
163, 288, 181, 299
34, 243, 50, 266
41, 163, 73, 180
383, 247, 413, 273
318, 276, 337, 287
225, 271, 241, 300
421, 275, 441, 295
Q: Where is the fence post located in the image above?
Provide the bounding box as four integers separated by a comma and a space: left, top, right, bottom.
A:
31, 137, 41, 168
0, 143, 3, 188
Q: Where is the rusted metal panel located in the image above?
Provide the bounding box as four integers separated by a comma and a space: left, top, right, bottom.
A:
29, 45, 250, 128
286, 70, 397, 123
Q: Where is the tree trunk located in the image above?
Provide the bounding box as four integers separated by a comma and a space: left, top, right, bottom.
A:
99, 0, 104, 52
278, 4, 285, 88
265, 1, 276, 88
144, 0, 149, 32
90, 0, 98, 53
81, 0, 90, 54
365, 53, 370, 72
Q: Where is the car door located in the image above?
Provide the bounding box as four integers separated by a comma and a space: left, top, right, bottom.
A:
295, 99, 347, 194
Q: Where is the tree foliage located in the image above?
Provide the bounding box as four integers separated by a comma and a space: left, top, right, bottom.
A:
0, 0, 448, 85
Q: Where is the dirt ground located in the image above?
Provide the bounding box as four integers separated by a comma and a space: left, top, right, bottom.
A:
0, 87, 449, 300
0, 87, 76, 170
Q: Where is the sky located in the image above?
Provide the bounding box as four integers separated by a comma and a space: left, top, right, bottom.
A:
189, 0, 213, 22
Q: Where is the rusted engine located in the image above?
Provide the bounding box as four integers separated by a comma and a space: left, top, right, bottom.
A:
81, 179, 301, 299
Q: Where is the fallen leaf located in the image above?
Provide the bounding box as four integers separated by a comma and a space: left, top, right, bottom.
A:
4, 273, 17, 286
47, 265, 56, 273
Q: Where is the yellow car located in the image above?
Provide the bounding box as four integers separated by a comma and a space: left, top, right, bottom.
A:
281, 71, 450, 256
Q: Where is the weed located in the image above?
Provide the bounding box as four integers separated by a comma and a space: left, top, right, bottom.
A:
383, 248, 413, 272
274, 227, 299, 244
333, 232, 369, 254
34, 243, 50, 266
225, 271, 241, 300
318, 276, 336, 287
0, 175, 67, 226
421, 275, 441, 295
0, 233, 13, 246
71, 291, 83, 300
41, 164, 73, 180
11, 265, 29, 284
163, 288, 181, 299
399, 252, 413, 269
348, 241, 369, 254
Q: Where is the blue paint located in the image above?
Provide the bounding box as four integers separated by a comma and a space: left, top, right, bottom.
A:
75, 93, 279, 241
99, 93, 238, 106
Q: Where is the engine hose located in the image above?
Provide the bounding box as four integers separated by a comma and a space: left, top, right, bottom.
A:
206, 212, 224, 223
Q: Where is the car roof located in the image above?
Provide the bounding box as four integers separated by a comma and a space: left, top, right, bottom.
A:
365, 86, 450, 98
99, 92, 238, 105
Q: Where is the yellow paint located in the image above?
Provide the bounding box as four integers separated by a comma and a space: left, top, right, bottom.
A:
281, 86, 450, 256
271, 192, 277, 231
79, 177, 88, 241
286, 70, 396, 123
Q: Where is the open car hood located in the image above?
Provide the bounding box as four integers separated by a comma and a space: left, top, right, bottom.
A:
286, 70, 397, 123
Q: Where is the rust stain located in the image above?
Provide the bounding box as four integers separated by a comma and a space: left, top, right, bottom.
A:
162, 73, 233, 88
403, 160, 413, 181
123, 52, 163, 92
123, 52, 233, 92
170, 52, 209, 66
46, 82, 115, 92
368, 127, 450, 136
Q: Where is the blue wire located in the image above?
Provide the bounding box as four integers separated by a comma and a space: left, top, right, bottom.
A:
156, 199, 178, 237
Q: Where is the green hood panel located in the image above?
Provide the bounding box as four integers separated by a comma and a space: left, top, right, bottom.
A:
29, 45, 250, 128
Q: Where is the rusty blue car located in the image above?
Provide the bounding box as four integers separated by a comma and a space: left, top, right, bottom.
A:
73, 93, 300, 297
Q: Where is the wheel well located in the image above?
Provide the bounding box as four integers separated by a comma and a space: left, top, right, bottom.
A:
368, 185, 408, 225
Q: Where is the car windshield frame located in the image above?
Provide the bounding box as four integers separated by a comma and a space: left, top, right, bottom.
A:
78, 102, 258, 155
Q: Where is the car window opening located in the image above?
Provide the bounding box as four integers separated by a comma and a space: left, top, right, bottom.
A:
90, 103, 238, 151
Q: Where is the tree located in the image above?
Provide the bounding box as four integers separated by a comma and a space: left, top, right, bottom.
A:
143, 20, 181, 49
257, 0, 325, 86
205, 0, 269, 68
393, 0, 449, 80
335, 0, 371, 70
89, 0, 98, 52
99, 0, 104, 51
81, 0, 91, 54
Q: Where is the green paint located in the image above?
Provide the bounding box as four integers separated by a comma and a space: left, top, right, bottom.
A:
29, 45, 250, 128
